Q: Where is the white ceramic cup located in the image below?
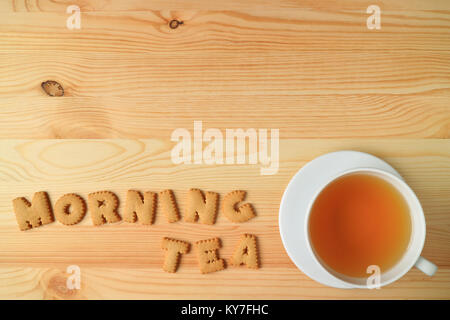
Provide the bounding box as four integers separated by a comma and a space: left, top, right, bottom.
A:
304, 167, 437, 288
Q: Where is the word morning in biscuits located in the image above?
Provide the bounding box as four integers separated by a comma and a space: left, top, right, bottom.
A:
11, 189, 259, 273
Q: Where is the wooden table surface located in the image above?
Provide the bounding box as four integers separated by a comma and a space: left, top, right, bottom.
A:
0, 0, 449, 299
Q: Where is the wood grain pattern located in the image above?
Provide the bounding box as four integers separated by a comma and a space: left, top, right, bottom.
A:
2, 0, 450, 11
0, 0, 449, 299
0, 95, 449, 139
1, 2, 449, 139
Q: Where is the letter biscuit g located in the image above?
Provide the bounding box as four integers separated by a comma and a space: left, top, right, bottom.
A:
222, 190, 256, 223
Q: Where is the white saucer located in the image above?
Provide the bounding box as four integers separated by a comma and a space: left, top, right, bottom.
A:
278, 151, 403, 288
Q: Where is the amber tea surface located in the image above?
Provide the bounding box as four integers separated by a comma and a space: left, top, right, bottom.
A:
309, 173, 412, 278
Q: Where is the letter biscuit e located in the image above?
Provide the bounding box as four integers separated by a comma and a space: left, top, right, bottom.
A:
195, 238, 225, 274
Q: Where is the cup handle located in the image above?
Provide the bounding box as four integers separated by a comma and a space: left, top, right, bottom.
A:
414, 256, 438, 276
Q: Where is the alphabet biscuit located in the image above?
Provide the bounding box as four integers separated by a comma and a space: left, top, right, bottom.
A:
184, 188, 219, 225
195, 237, 225, 274
124, 190, 157, 225
54, 193, 86, 225
230, 234, 259, 269
161, 237, 190, 273
159, 189, 180, 223
88, 191, 121, 226
12, 191, 54, 231
222, 190, 256, 223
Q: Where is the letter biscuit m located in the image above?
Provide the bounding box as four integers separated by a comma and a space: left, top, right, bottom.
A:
12, 191, 54, 231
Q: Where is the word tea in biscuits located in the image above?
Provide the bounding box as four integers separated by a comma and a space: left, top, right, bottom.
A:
54, 193, 87, 226
124, 190, 157, 225
195, 238, 225, 274
230, 234, 259, 269
184, 188, 219, 225
222, 190, 256, 223
12, 191, 54, 231
88, 191, 121, 226
161, 237, 191, 273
